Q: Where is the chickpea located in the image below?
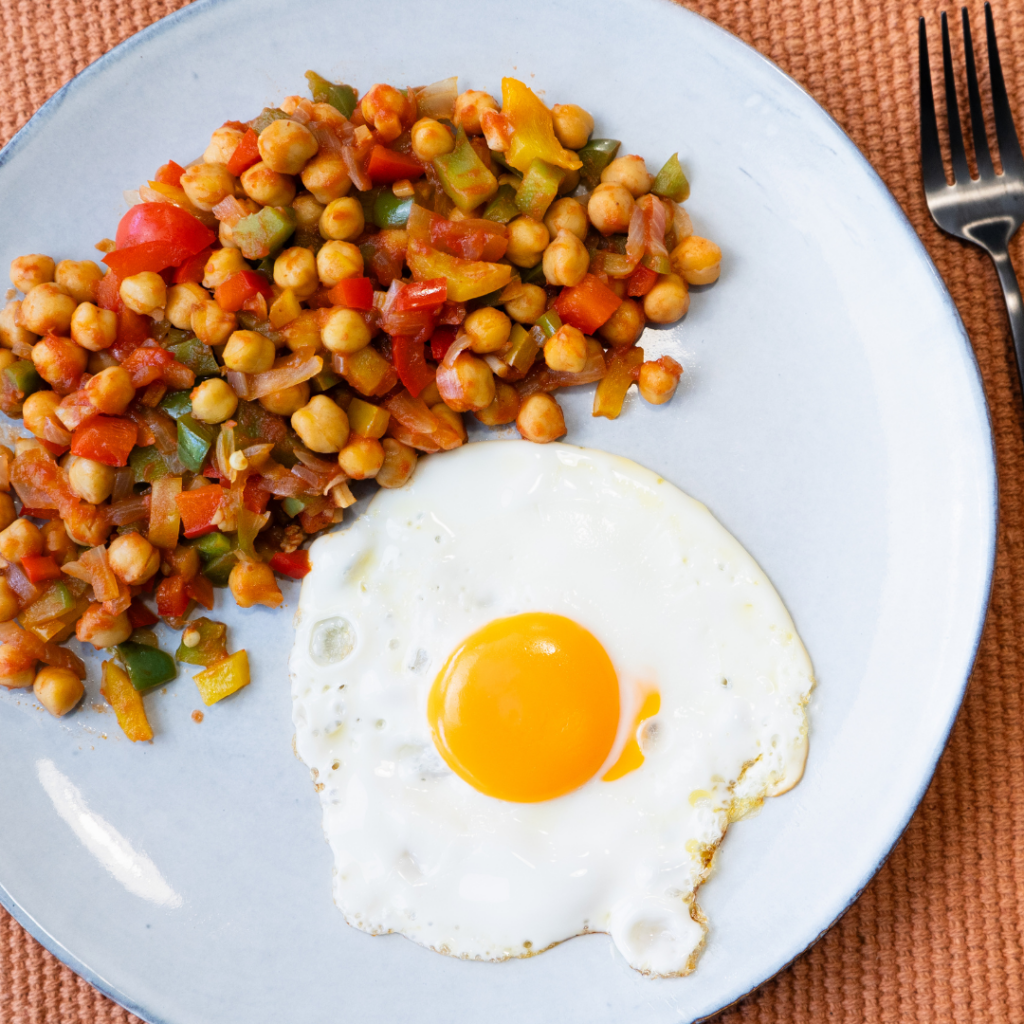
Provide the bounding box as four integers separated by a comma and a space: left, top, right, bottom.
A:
516, 393, 566, 443
543, 230, 590, 287
191, 378, 238, 424
474, 381, 521, 426
54, 259, 103, 303
0, 351, 16, 380
337, 435, 385, 479
671, 236, 722, 285
453, 90, 498, 135
361, 83, 415, 141
600, 155, 653, 197
32, 335, 88, 387
411, 118, 455, 161
180, 162, 236, 211
598, 298, 645, 347
64, 504, 112, 548
22, 390, 62, 438
0, 300, 37, 349
551, 104, 594, 150
204, 124, 245, 164
34, 665, 85, 717
68, 456, 116, 505
84, 365, 135, 415
544, 197, 588, 242
191, 300, 237, 346
280, 309, 322, 351
506, 216, 550, 268
0, 518, 43, 562
292, 193, 325, 231
291, 395, 350, 453
436, 352, 495, 412
0, 577, 19, 622
229, 559, 283, 609
257, 118, 319, 175
588, 183, 635, 236
259, 379, 310, 416
431, 402, 467, 442
273, 247, 319, 299
316, 244, 364, 291
0, 493, 16, 532
10, 254, 55, 293
322, 307, 371, 354
464, 307, 511, 354
639, 357, 683, 405
42, 520, 76, 565
544, 324, 587, 373
119, 272, 166, 316
300, 151, 351, 204
643, 273, 690, 324
241, 162, 297, 207
0, 662, 35, 689
75, 603, 132, 649
70, 301, 117, 351
319, 197, 365, 241
223, 330, 276, 374
108, 532, 161, 585
219, 221, 239, 250
165, 282, 209, 330
376, 438, 417, 488
503, 283, 547, 324
20, 282, 76, 335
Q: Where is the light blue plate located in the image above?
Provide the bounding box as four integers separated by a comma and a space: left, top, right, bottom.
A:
0, 1, 995, 1021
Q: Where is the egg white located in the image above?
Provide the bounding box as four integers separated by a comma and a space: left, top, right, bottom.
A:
289, 441, 813, 975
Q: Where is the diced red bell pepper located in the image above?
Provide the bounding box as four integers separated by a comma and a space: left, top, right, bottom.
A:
127, 599, 159, 629
175, 486, 223, 539
95, 269, 122, 312
121, 346, 174, 388
362, 231, 408, 287
70, 416, 138, 468
553, 273, 624, 334
186, 574, 215, 611
174, 247, 212, 285
269, 550, 311, 579
215, 270, 273, 313
393, 278, 448, 312
392, 336, 435, 398
156, 574, 191, 619
154, 160, 185, 187
439, 302, 466, 325
20, 554, 63, 585
111, 307, 151, 362
626, 264, 659, 297
243, 475, 271, 515
366, 146, 425, 184
115, 202, 216, 257
430, 326, 457, 363
429, 219, 508, 262
226, 128, 261, 177
327, 276, 374, 310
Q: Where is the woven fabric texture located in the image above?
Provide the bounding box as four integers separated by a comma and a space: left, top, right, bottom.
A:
1, 0, 1023, 1021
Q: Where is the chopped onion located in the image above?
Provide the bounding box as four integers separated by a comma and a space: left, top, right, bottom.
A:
231, 351, 322, 400
111, 467, 135, 504
416, 77, 458, 119
102, 493, 150, 526
212, 195, 251, 226
123, 190, 142, 207
440, 331, 473, 370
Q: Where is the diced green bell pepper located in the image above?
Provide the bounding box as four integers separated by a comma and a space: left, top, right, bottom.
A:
166, 337, 219, 379
651, 152, 690, 203
515, 159, 564, 221
305, 71, 357, 119
641, 252, 673, 274
483, 184, 520, 224
249, 108, 291, 134
578, 139, 621, 189
373, 190, 413, 229
281, 495, 310, 518
177, 414, 217, 473
536, 309, 563, 339
196, 531, 233, 561
433, 128, 498, 212
202, 550, 238, 588
232, 206, 297, 260
520, 261, 548, 285
4, 360, 42, 398
150, 323, 193, 346
175, 617, 229, 667
117, 641, 177, 691
311, 368, 341, 393
159, 390, 192, 420
129, 445, 169, 484
504, 323, 541, 373
235, 311, 284, 344
255, 256, 276, 283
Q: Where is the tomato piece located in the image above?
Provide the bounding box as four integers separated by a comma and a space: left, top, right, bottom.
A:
393, 278, 448, 312
156, 574, 191, 619
121, 346, 174, 388
115, 202, 216, 255
626, 264, 659, 297
365, 146, 425, 185
126, 599, 159, 629
243, 475, 271, 515
327, 276, 374, 310
226, 128, 261, 177
71, 416, 138, 467
111, 307, 151, 362
269, 550, 311, 579
154, 160, 185, 187
391, 336, 435, 398
38, 440, 68, 457
185, 573, 215, 611
553, 273, 624, 334
174, 247, 212, 285
214, 270, 273, 313
429, 219, 508, 262
102, 241, 192, 278
175, 485, 223, 538
20, 554, 63, 585
95, 269, 122, 312
430, 326, 457, 363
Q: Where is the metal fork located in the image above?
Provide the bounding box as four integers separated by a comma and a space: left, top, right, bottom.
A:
920, 3, 1024, 384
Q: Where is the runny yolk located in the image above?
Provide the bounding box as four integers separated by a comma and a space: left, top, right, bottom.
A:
428, 612, 620, 803
601, 690, 661, 782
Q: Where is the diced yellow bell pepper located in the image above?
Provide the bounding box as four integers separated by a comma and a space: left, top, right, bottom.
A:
347, 398, 391, 439
269, 287, 301, 328
593, 345, 644, 419
101, 660, 153, 742
406, 239, 512, 302
147, 475, 182, 550
501, 78, 583, 175
193, 649, 250, 707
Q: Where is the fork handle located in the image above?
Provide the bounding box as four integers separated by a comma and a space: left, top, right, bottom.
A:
990, 247, 1024, 386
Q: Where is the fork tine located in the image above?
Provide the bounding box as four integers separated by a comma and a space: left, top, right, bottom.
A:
919, 17, 948, 193
985, 2, 1024, 179
940, 11, 972, 183
962, 7, 994, 179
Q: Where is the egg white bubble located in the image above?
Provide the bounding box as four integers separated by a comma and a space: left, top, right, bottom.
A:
289, 440, 813, 976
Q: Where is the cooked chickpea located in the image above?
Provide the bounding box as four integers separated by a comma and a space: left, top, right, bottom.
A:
544, 324, 587, 373
229, 559, 283, 609
300, 151, 351, 204
600, 155, 653, 197
544, 197, 588, 241
643, 273, 690, 324
75, 603, 132, 649
292, 193, 325, 231
272, 247, 319, 299
34, 665, 85, 716
376, 438, 417, 488
516, 393, 566, 444
259, 380, 310, 416
258, 118, 319, 175
22, 389, 62, 438
598, 297, 645, 347
190, 378, 238, 424
319, 197, 365, 241
165, 282, 209, 330
191, 300, 237, 347
0, 518, 43, 562
0, 663, 36, 689
10, 254, 55, 293
219, 221, 238, 249
54, 259, 103, 303
639, 357, 683, 405
587, 183, 635, 235
543, 229, 590, 287
0, 351, 16, 380
70, 301, 117, 351
180, 162, 236, 211
322, 307, 371, 354
42, 520, 76, 565
64, 504, 112, 548
361, 84, 415, 141
240, 162, 297, 207
119, 272, 166, 316
437, 352, 495, 412
411, 118, 455, 161
32, 335, 87, 387
505, 217, 550, 268
316, 241, 363, 286
20, 282, 76, 335
503, 283, 547, 324
0, 577, 19, 622
108, 532, 161, 585
0, 493, 16, 533
223, 330, 276, 374
474, 382, 521, 426
337, 435, 385, 479
431, 402, 467, 442
68, 456, 116, 505
86, 365, 135, 415
291, 395, 350, 453
310, 102, 347, 127
0, 301, 37, 349
551, 104, 594, 150
671, 236, 722, 285
464, 307, 511, 354
453, 90, 498, 134
204, 124, 245, 164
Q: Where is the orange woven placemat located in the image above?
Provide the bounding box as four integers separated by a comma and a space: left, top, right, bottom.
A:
1, 0, 1023, 1021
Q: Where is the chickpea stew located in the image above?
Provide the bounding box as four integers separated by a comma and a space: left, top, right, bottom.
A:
0, 73, 721, 740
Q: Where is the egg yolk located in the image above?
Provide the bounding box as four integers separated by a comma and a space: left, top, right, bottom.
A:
602, 690, 660, 781
428, 612, 620, 803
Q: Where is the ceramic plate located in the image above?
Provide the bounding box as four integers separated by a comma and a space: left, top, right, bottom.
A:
0, 0, 996, 1021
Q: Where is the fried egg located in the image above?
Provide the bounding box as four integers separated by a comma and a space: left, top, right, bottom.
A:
289, 441, 813, 976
